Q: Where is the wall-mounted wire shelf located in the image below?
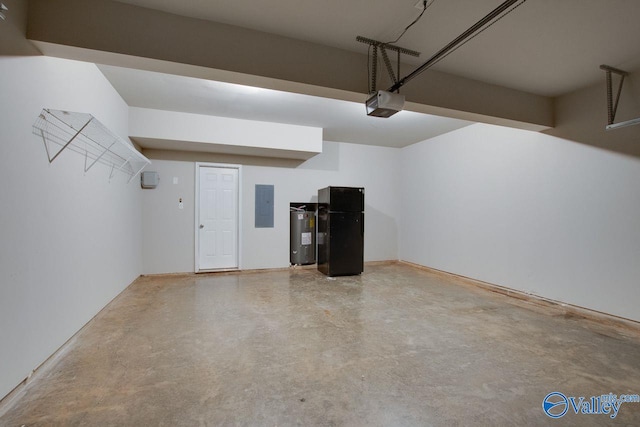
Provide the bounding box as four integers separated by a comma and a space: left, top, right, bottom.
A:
33, 109, 150, 182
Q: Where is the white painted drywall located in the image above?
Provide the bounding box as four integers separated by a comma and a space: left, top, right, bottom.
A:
399, 123, 640, 322
141, 160, 196, 274
0, 56, 142, 400
141, 140, 400, 274
129, 107, 322, 159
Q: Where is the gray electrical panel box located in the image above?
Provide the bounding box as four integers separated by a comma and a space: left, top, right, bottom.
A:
141, 171, 159, 189
255, 184, 274, 228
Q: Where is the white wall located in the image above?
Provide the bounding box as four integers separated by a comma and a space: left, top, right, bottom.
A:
129, 107, 322, 159
400, 123, 640, 322
0, 56, 142, 400
141, 140, 400, 274
141, 159, 196, 274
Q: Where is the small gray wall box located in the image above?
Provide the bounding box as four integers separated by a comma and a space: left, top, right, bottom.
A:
141, 171, 159, 189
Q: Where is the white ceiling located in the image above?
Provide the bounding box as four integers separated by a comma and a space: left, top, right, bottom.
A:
100, 0, 640, 151
99, 64, 472, 148
114, 0, 640, 97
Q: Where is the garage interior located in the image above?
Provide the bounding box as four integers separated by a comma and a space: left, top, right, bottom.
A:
1, 0, 640, 425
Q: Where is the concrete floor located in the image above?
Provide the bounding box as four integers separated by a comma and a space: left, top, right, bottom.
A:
1, 263, 639, 426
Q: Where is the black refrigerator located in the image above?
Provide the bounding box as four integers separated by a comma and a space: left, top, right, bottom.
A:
317, 186, 364, 277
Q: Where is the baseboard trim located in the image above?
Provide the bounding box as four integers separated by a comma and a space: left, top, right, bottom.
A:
399, 260, 640, 333
141, 260, 399, 278
0, 274, 140, 413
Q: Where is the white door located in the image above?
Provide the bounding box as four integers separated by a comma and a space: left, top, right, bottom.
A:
197, 166, 239, 271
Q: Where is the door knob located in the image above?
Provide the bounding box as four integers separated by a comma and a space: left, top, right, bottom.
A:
199, 224, 204, 229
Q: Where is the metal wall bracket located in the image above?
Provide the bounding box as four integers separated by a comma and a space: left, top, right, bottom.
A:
356, 36, 420, 94
33, 109, 150, 182
600, 64, 640, 130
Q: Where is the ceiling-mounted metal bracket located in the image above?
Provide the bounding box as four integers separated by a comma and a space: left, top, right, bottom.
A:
357, 36, 420, 94
600, 64, 640, 130
380, 46, 397, 85
356, 36, 421, 58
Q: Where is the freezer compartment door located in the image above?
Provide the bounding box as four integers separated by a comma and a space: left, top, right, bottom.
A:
319, 187, 364, 212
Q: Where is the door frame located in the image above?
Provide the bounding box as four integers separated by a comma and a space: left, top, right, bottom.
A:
194, 162, 243, 273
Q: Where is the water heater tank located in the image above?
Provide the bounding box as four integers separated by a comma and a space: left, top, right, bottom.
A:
290, 210, 316, 265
